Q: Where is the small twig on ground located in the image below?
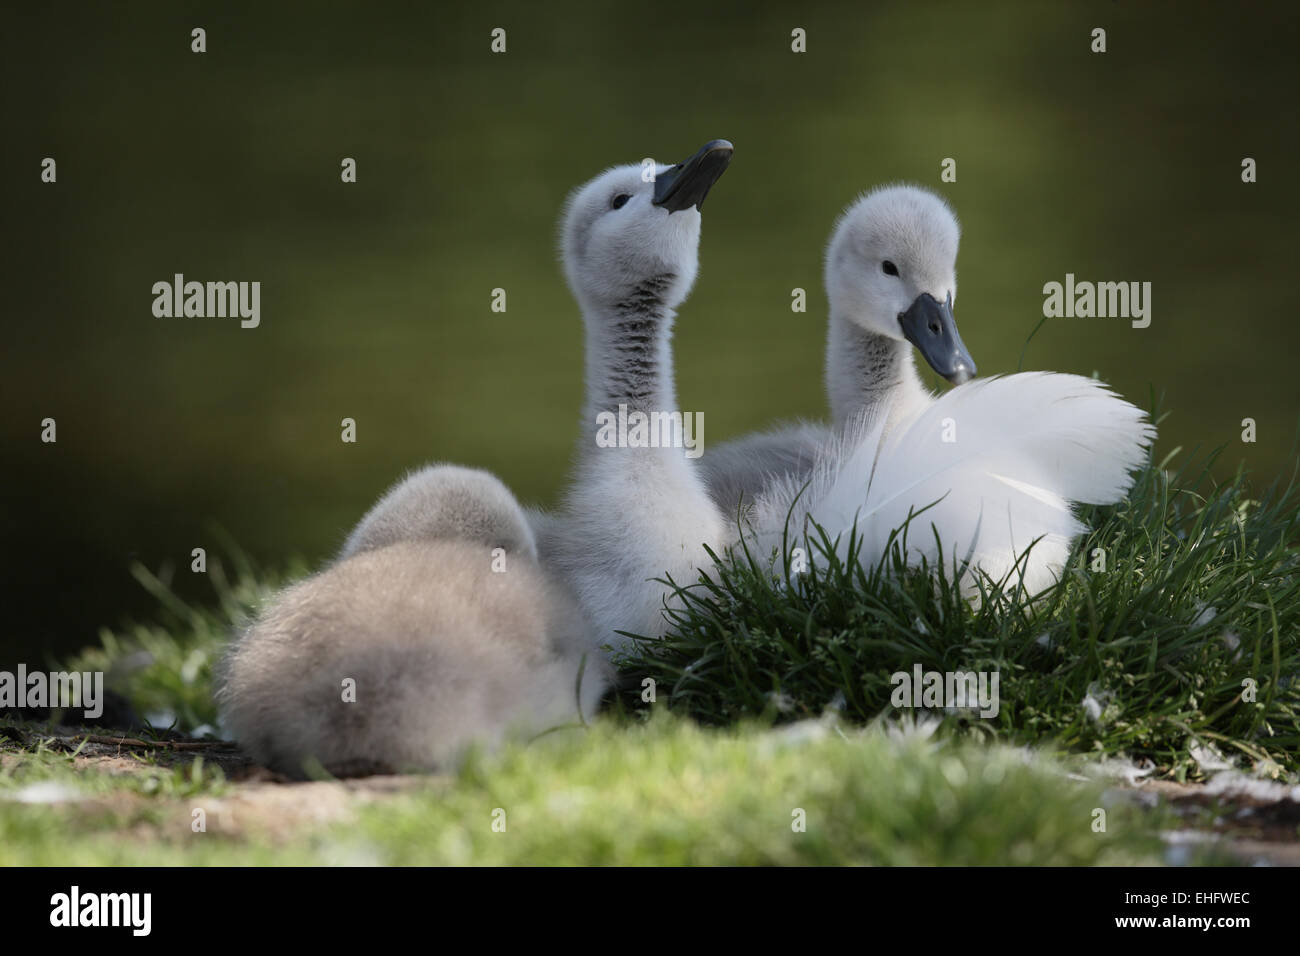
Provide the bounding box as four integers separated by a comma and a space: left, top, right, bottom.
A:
63, 734, 238, 752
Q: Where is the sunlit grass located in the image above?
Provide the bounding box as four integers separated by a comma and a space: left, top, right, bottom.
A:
0, 714, 1171, 866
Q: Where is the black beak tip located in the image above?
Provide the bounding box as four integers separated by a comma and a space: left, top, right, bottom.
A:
652, 139, 734, 212
699, 139, 734, 160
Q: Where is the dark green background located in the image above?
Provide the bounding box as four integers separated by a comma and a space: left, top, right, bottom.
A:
4, 0, 1297, 665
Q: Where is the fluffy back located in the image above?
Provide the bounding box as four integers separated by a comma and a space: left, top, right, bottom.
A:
341, 464, 537, 561
219, 538, 610, 776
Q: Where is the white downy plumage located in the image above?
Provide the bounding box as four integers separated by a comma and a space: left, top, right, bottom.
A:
219, 465, 610, 777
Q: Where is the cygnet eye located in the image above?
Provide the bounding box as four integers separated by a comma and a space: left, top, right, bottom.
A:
611, 193, 631, 210
882, 260, 899, 277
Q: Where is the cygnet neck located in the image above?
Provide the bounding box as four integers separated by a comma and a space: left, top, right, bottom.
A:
825, 309, 928, 430
583, 272, 680, 424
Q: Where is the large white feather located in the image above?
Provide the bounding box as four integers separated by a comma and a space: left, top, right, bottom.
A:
747, 372, 1155, 595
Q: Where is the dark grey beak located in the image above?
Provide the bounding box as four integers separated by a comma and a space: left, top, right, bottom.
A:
898, 292, 976, 385
652, 139, 734, 213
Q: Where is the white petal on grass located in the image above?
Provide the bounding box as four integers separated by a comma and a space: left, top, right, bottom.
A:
765, 691, 795, 713
1203, 771, 1300, 804
880, 712, 942, 742
1085, 757, 1156, 787
1082, 681, 1116, 725
758, 719, 834, 756
4, 781, 82, 804
180, 648, 206, 685
1189, 740, 1234, 772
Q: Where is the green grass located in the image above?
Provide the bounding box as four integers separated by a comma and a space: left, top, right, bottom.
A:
621, 444, 1300, 781
0, 735, 259, 866
1, 735, 230, 801
356, 716, 1171, 866
0, 740, 294, 866
0, 714, 1171, 865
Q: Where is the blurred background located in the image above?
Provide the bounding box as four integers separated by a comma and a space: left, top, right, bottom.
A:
3, 0, 1297, 666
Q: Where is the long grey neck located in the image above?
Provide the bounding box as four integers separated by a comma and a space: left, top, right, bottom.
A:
825, 310, 928, 430
563, 272, 723, 648
583, 273, 680, 425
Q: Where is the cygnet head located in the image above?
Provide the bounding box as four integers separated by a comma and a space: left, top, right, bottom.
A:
561, 140, 733, 316
825, 184, 976, 385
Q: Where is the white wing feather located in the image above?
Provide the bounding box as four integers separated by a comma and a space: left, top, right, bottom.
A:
748, 373, 1155, 594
